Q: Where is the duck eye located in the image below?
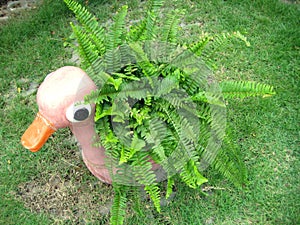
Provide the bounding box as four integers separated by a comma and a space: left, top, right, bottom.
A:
74, 108, 89, 121
66, 102, 91, 122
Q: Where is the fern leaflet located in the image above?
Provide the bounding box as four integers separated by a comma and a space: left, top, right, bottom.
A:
111, 185, 128, 225
220, 81, 276, 99
144, 184, 161, 212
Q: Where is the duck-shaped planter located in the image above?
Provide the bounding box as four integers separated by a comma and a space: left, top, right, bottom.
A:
21, 66, 114, 183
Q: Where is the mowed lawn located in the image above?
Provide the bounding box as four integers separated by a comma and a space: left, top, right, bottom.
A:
0, 0, 299, 224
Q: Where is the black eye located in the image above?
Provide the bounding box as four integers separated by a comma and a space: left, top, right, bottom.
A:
74, 108, 89, 121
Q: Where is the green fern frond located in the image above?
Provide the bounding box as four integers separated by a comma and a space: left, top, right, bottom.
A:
145, 0, 165, 40
200, 101, 226, 168
144, 184, 161, 212
166, 176, 174, 199
117, 79, 151, 100
143, 117, 170, 162
104, 7, 129, 74
120, 147, 137, 164
150, 144, 167, 163
155, 100, 199, 143
195, 102, 212, 122
70, 23, 99, 70
154, 76, 179, 97
147, 0, 165, 13
89, 75, 181, 108
232, 31, 251, 47
101, 76, 179, 105
64, 0, 107, 80
84, 81, 114, 104
119, 135, 146, 164
129, 42, 159, 78
132, 159, 157, 185
199, 31, 250, 69
145, 11, 157, 40
196, 104, 227, 172
209, 32, 250, 51
128, 20, 146, 42
87, 78, 149, 105
220, 81, 276, 99
181, 77, 202, 96
127, 0, 164, 41
111, 185, 128, 225
161, 9, 184, 43
136, 0, 164, 41
212, 135, 248, 187
188, 35, 212, 56
180, 159, 208, 189
106, 5, 128, 51
64, 0, 105, 55
104, 49, 124, 75
94, 117, 120, 160
152, 102, 202, 175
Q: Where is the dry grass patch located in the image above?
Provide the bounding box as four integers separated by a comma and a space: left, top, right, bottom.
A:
14, 147, 114, 224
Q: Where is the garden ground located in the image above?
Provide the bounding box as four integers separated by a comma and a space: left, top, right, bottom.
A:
0, 0, 299, 224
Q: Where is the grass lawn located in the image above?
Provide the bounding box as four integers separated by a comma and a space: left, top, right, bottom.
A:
0, 0, 299, 224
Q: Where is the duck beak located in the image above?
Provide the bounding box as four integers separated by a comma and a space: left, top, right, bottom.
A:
21, 112, 57, 152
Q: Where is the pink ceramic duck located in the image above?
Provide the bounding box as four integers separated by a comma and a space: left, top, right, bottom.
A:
21, 66, 113, 184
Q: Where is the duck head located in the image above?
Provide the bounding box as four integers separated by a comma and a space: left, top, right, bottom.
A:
21, 66, 97, 152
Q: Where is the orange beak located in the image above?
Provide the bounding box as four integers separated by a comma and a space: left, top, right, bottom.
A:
21, 112, 56, 152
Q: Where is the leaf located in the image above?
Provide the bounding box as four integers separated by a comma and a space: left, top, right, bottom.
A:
110, 185, 127, 225
107, 77, 123, 91
105, 132, 119, 144
233, 31, 251, 47
95, 105, 112, 121
166, 177, 174, 199
212, 134, 248, 187
180, 159, 208, 189
155, 76, 179, 97
161, 9, 185, 43
111, 100, 131, 123
106, 5, 128, 50
219, 81, 276, 99
119, 147, 135, 164
131, 134, 146, 150
144, 184, 161, 212
64, 0, 106, 56
119, 135, 146, 164
113, 72, 140, 81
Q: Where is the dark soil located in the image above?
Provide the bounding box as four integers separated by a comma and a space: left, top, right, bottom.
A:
0, 0, 9, 7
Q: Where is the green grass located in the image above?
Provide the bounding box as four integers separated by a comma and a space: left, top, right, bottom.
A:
0, 0, 299, 224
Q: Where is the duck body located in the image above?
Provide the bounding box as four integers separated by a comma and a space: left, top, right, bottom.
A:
21, 66, 112, 184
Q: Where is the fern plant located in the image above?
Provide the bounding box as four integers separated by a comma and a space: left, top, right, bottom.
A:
63, 0, 275, 224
